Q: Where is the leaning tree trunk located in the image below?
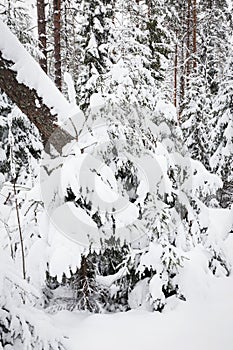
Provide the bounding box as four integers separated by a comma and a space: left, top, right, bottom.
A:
37, 0, 48, 73
0, 20, 77, 153
53, 0, 62, 91
0, 19, 76, 155
0, 54, 72, 153
0, 53, 54, 141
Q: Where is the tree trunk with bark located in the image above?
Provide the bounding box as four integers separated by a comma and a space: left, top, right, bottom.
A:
0, 53, 72, 153
193, 0, 197, 70
179, 3, 186, 110
186, 0, 191, 86
53, 0, 62, 91
37, 0, 48, 73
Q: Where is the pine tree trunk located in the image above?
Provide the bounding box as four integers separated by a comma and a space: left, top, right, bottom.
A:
53, 0, 62, 91
193, 0, 197, 70
37, 0, 47, 73
64, 1, 69, 70
179, 4, 186, 109
186, 0, 191, 86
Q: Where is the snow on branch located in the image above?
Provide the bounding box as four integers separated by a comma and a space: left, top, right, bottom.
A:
0, 20, 83, 152
0, 19, 79, 121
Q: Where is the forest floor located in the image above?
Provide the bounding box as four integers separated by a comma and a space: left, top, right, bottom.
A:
50, 207, 233, 350
52, 274, 233, 350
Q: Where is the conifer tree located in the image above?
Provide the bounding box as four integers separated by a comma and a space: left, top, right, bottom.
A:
210, 54, 233, 207
1, 0, 232, 319
74, 0, 115, 111
181, 0, 231, 168
37, 0, 48, 73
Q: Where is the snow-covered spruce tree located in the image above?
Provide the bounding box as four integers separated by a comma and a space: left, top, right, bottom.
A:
73, 0, 115, 111
0, 102, 42, 180
210, 53, 233, 208
163, 0, 188, 110
181, 0, 231, 169
101, 0, 170, 108
41, 0, 174, 312
0, 16, 42, 294
0, 12, 42, 289
0, 2, 42, 180
0, 102, 56, 347
181, 73, 213, 172
0, 248, 66, 349
0, 17, 79, 344
1, 1, 231, 316
37, 0, 231, 313
0, 0, 40, 58
61, 0, 82, 89
198, 0, 230, 97
44, 99, 227, 312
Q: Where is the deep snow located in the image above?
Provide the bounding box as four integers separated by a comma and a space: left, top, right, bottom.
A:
48, 206, 233, 350
52, 273, 233, 350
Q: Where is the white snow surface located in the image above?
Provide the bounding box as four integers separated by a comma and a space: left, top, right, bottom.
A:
52, 273, 233, 350
45, 207, 233, 350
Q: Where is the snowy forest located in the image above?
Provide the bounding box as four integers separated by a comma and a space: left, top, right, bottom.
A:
0, 0, 233, 349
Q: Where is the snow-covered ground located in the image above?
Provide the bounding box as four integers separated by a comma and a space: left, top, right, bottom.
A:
49, 207, 233, 350
52, 273, 233, 350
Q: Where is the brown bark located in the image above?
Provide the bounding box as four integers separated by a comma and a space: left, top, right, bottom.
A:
0, 53, 72, 153
64, 1, 69, 68
186, 0, 191, 85
193, 0, 197, 70
37, 0, 47, 73
53, 0, 62, 91
179, 2, 186, 115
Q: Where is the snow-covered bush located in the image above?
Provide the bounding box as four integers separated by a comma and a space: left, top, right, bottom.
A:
0, 249, 66, 349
